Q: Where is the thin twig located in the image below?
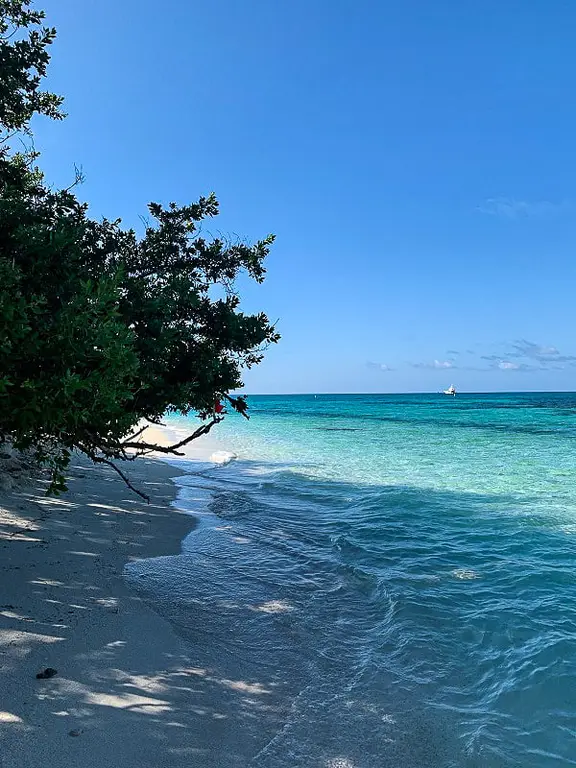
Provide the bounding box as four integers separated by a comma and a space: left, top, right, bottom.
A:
223, 394, 250, 420
123, 424, 149, 442
90, 456, 150, 502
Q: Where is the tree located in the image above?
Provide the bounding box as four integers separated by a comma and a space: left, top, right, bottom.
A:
0, 1, 279, 497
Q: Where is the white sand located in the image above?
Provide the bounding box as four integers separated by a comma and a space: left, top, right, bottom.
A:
0, 435, 271, 768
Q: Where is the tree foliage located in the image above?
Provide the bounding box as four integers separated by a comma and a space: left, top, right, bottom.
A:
0, 1, 278, 496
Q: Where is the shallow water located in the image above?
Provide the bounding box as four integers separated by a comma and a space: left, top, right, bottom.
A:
126, 393, 576, 766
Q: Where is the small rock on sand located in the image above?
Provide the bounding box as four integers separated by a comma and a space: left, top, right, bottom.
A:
35, 667, 58, 679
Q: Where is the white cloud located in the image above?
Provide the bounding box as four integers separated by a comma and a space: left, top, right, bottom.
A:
478, 198, 575, 218
367, 361, 394, 372
475, 339, 576, 371
510, 339, 576, 364
493, 360, 540, 372
412, 359, 455, 370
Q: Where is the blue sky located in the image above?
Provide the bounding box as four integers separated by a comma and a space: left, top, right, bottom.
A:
34, 0, 576, 393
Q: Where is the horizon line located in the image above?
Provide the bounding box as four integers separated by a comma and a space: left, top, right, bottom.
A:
237, 389, 576, 396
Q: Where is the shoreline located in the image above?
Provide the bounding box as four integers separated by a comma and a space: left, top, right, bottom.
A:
0, 440, 243, 767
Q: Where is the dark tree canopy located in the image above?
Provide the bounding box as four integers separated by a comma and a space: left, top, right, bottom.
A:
0, 1, 279, 496
0, 0, 64, 131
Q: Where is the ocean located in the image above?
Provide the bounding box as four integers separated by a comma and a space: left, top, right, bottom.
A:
126, 393, 576, 767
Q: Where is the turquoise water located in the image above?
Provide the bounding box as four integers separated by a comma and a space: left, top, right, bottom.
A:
128, 393, 576, 766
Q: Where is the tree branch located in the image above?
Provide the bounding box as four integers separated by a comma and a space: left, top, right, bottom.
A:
89, 455, 150, 502
74, 416, 222, 500
223, 394, 249, 419
123, 423, 149, 442
122, 416, 221, 455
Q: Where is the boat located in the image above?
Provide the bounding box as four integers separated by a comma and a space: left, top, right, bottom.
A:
443, 384, 457, 396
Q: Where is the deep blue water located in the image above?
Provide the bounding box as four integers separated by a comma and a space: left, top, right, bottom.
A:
127, 393, 576, 767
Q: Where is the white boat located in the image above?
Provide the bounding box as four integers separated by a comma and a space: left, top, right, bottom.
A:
443, 384, 456, 396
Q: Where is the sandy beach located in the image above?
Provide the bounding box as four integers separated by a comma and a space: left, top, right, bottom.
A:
0, 441, 264, 768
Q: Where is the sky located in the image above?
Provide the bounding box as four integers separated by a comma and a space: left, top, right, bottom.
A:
33, 0, 576, 393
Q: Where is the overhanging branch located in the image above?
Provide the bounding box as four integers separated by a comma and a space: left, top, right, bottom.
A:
74, 416, 223, 501
90, 455, 150, 502
121, 416, 222, 456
